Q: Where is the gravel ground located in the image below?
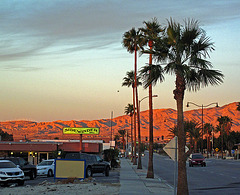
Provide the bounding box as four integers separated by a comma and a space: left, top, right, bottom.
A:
0, 178, 120, 195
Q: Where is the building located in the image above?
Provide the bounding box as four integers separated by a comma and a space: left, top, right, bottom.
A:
0, 139, 103, 165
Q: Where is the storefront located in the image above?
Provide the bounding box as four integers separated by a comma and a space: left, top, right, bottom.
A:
0, 140, 102, 164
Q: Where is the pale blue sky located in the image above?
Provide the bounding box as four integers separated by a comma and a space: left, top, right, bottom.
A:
0, 0, 239, 122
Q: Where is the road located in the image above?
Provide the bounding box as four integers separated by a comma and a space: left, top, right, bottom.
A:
142, 151, 240, 195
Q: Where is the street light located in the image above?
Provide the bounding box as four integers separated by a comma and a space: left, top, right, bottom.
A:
186, 102, 218, 155
139, 95, 158, 141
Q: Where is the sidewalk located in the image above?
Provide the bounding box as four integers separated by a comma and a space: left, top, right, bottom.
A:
119, 158, 174, 195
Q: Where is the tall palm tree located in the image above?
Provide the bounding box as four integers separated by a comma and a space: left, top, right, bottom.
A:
118, 129, 126, 150
203, 123, 214, 156
140, 17, 164, 177
122, 70, 142, 164
217, 116, 232, 158
141, 18, 224, 194
123, 28, 144, 166
124, 103, 134, 160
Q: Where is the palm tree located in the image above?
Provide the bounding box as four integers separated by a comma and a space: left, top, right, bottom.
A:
124, 103, 134, 160
122, 70, 142, 164
203, 123, 214, 156
118, 129, 126, 151
140, 17, 164, 177
141, 18, 224, 194
237, 102, 240, 111
217, 116, 232, 158
114, 134, 120, 148
123, 28, 144, 166
185, 120, 201, 153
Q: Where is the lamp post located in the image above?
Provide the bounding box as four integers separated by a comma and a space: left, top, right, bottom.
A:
186, 102, 218, 155
139, 95, 158, 141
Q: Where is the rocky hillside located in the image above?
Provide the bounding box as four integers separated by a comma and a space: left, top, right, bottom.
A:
0, 102, 239, 141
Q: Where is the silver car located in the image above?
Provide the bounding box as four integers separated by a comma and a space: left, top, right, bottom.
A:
0, 160, 25, 186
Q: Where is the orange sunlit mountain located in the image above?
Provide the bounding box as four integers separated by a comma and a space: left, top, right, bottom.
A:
0, 102, 239, 141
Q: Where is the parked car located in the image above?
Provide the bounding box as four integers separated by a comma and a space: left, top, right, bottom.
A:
0, 160, 25, 186
189, 153, 206, 167
37, 159, 55, 177
3, 157, 37, 179
65, 153, 111, 177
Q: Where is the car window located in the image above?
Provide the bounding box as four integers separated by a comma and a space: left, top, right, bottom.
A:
38, 161, 54, 166
8, 158, 19, 165
193, 155, 204, 159
96, 156, 102, 162
0, 161, 17, 168
19, 158, 26, 166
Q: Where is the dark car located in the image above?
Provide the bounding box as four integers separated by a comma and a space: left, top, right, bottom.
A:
65, 153, 111, 177
3, 157, 37, 179
189, 153, 206, 167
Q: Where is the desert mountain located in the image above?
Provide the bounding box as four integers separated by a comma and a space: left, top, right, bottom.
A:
0, 102, 239, 141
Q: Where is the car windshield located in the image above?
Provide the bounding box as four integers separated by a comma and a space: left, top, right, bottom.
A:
38, 161, 53, 166
0, 161, 17, 168
193, 155, 204, 159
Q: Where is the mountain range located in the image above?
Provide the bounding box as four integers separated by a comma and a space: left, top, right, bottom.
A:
0, 102, 239, 141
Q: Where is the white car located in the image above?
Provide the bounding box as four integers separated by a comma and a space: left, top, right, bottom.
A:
37, 159, 55, 177
0, 160, 25, 186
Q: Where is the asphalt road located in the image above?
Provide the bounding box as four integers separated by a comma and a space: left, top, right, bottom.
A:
142, 151, 240, 195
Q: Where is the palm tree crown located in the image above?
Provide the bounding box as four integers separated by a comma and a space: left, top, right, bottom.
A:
122, 28, 145, 53
122, 71, 142, 88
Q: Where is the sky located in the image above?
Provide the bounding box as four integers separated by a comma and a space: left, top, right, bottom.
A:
0, 0, 240, 122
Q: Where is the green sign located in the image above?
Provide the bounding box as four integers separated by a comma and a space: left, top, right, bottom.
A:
63, 127, 99, 135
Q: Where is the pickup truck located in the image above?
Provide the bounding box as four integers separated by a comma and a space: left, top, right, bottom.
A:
65, 153, 110, 177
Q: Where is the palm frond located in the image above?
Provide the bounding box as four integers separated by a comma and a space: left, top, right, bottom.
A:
140, 64, 165, 88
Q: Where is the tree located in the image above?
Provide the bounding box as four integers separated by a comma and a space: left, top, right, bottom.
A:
203, 123, 214, 156
123, 28, 144, 166
185, 120, 201, 153
118, 129, 126, 150
0, 129, 13, 141
217, 116, 232, 158
122, 70, 142, 164
140, 17, 164, 176
141, 18, 224, 194
124, 103, 134, 160
114, 134, 120, 148
237, 102, 240, 111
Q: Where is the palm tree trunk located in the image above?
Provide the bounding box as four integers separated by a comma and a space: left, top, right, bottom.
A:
131, 114, 133, 161
133, 85, 137, 164
133, 46, 137, 165
174, 73, 189, 195
147, 40, 154, 178
136, 86, 142, 169
221, 129, 224, 159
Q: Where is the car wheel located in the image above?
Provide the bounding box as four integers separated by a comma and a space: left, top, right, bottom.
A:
30, 170, 35, 180
47, 169, 53, 177
18, 180, 24, 186
86, 167, 92, 178
105, 166, 110, 177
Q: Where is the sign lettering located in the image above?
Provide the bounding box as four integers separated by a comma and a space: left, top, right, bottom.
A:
63, 128, 100, 135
